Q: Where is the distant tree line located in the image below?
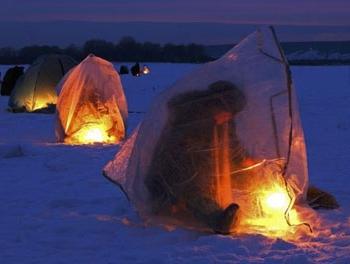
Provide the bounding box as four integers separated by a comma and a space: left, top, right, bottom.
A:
0, 36, 212, 64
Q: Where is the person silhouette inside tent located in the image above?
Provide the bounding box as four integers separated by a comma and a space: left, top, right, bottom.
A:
145, 80, 248, 234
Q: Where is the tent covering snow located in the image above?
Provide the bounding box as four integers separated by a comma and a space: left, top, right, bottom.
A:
8, 54, 77, 113
104, 27, 320, 238
56, 55, 128, 145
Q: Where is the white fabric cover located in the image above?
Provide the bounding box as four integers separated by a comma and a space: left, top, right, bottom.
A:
56, 55, 128, 144
104, 27, 309, 233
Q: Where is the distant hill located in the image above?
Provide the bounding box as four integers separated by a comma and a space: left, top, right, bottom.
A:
205, 41, 350, 65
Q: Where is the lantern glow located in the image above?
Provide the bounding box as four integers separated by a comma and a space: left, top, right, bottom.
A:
31, 97, 56, 111
142, 66, 150, 75
82, 127, 106, 143
65, 123, 117, 144
263, 190, 290, 211
235, 183, 301, 238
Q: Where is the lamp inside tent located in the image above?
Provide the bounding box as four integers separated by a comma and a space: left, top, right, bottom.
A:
104, 27, 327, 239
56, 55, 128, 145
229, 159, 303, 237
142, 65, 151, 75
8, 54, 77, 113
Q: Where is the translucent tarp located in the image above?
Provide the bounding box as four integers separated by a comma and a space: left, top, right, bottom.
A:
8, 54, 77, 112
56, 55, 128, 144
104, 27, 310, 237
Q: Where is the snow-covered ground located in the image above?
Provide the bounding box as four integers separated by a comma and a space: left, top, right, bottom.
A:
0, 63, 350, 263
286, 51, 350, 61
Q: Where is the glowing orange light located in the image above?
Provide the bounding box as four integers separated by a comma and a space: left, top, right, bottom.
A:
82, 127, 106, 143
65, 124, 117, 144
30, 93, 57, 111
263, 190, 290, 211
142, 66, 150, 75
235, 184, 301, 238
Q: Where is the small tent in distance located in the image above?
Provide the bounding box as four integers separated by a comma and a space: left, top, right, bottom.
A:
56, 54, 128, 145
1, 66, 25, 96
8, 54, 77, 113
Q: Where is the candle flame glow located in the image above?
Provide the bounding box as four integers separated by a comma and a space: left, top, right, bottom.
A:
64, 124, 118, 144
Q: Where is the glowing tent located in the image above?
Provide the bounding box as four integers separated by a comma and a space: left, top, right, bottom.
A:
55, 55, 128, 145
8, 54, 77, 113
142, 65, 151, 75
104, 27, 313, 238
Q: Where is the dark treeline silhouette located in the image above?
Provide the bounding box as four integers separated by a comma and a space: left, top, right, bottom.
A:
0, 36, 211, 64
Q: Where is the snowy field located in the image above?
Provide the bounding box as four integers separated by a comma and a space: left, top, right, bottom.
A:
0, 63, 350, 263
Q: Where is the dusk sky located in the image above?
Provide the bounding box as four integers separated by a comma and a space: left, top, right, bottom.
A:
0, 0, 349, 47
1, 0, 350, 25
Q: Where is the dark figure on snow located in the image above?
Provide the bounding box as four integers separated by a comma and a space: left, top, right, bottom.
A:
1, 66, 24, 96
119, 65, 129, 75
145, 81, 248, 234
131, 62, 141, 76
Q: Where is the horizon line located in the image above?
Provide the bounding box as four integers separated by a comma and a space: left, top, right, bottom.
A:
0, 20, 349, 27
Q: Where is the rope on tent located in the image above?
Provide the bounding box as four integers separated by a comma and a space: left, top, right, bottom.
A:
258, 26, 312, 234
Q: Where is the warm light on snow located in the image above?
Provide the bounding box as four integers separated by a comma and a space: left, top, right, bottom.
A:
236, 184, 302, 238
212, 123, 303, 238
82, 127, 106, 143
31, 96, 56, 111
75, 125, 113, 144
64, 123, 117, 144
